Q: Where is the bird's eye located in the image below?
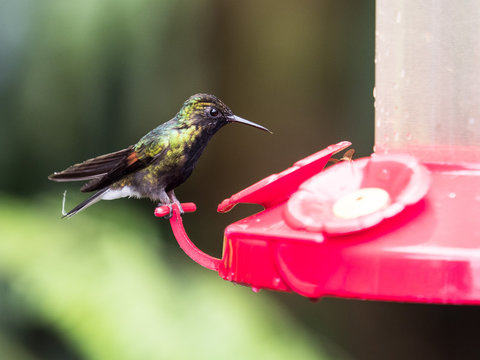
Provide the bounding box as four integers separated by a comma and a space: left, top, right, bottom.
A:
209, 107, 219, 117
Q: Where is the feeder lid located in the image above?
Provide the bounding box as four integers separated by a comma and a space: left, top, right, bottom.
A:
218, 141, 352, 212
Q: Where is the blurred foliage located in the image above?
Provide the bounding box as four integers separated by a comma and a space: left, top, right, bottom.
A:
0, 0, 375, 196
0, 195, 334, 359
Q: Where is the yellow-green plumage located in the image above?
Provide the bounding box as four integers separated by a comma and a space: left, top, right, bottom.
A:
48, 93, 270, 217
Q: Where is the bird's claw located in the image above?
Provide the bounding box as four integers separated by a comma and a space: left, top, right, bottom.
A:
165, 205, 174, 219
156, 203, 174, 219
158, 203, 183, 219
176, 202, 184, 215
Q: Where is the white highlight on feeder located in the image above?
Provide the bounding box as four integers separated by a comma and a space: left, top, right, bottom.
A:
62, 190, 68, 217
333, 187, 391, 220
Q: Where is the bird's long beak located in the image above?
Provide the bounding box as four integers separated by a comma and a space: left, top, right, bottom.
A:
227, 115, 272, 133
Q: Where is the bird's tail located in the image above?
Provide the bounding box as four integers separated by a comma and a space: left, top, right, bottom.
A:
63, 188, 109, 218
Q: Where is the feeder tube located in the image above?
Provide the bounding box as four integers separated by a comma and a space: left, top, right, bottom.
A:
375, 1, 480, 163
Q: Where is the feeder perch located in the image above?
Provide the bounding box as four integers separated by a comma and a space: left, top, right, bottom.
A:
156, 0, 480, 304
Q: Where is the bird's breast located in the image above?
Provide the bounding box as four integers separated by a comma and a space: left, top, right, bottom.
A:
129, 126, 215, 194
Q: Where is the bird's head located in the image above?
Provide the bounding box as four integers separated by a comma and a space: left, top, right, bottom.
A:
177, 93, 271, 134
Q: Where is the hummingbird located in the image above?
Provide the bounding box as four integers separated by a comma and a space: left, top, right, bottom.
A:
48, 93, 271, 217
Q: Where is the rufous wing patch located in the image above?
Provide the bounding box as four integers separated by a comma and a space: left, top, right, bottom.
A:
126, 152, 139, 166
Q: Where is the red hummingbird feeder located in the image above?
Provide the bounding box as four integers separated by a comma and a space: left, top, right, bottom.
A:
156, 0, 480, 304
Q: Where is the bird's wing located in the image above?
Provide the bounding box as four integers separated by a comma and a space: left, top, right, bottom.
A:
48, 147, 134, 182
79, 141, 169, 192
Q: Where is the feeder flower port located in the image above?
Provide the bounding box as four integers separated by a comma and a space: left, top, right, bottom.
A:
285, 154, 431, 235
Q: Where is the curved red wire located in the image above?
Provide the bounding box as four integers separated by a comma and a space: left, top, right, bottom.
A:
155, 203, 222, 271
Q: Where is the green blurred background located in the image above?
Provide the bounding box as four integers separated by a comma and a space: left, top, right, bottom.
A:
1, 0, 480, 359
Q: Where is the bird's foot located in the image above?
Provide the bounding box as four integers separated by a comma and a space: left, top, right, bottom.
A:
154, 202, 196, 218
167, 190, 184, 215
174, 201, 184, 215
156, 202, 184, 219
156, 203, 174, 219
